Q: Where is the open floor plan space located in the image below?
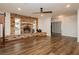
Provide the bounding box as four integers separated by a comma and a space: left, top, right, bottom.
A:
0, 36, 79, 55
0, 3, 79, 55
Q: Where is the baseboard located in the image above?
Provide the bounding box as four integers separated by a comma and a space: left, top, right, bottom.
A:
51, 32, 77, 39
62, 35, 77, 39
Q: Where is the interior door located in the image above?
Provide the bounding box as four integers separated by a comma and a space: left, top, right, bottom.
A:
51, 22, 61, 37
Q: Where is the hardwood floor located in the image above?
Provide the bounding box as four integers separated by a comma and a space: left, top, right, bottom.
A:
0, 36, 79, 55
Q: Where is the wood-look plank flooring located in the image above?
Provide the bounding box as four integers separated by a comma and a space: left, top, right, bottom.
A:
0, 36, 79, 55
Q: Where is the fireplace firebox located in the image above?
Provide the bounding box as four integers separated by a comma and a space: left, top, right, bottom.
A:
23, 25, 31, 33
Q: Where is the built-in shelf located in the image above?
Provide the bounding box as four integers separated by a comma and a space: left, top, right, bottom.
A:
10, 13, 38, 34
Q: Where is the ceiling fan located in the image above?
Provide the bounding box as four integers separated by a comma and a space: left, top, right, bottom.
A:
33, 8, 52, 14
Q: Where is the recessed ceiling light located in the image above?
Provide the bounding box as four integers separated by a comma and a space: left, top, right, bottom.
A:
17, 8, 21, 11
41, 14, 43, 16
66, 5, 71, 8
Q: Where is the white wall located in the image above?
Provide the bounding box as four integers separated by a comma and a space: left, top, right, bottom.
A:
5, 12, 11, 36
62, 15, 77, 37
38, 17, 51, 36
52, 15, 77, 37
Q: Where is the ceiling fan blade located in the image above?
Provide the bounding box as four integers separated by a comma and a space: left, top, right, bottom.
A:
32, 12, 41, 14
33, 8, 52, 14
43, 11, 52, 13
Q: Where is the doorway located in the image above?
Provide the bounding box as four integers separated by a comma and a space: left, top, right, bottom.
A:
51, 21, 61, 37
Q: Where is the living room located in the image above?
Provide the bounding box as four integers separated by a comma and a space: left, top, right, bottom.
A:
0, 3, 79, 55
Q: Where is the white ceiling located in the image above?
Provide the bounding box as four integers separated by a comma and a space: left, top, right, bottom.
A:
0, 3, 79, 17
